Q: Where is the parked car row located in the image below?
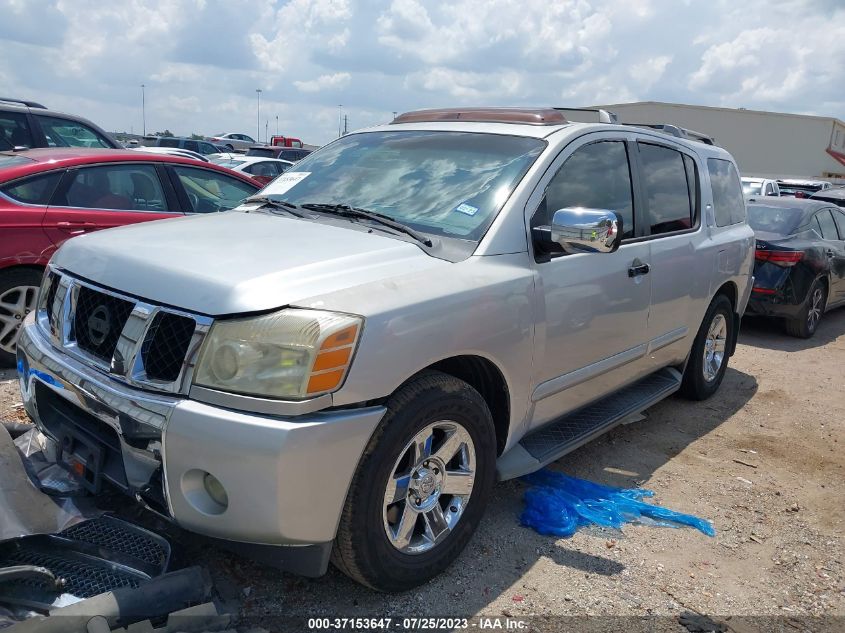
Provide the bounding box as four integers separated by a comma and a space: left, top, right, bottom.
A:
741, 176, 834, 198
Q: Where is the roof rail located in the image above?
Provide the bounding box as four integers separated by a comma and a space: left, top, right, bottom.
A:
553, 107, 618, 124
622, 123, 716, 146
0, 97, 47, 109
392, 108, 568, 126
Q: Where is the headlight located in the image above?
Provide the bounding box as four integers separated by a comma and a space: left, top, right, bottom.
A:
193, 308, 362, 400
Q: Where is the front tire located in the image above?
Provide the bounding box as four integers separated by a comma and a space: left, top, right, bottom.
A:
332, 371, 496, 592
0, 268, 42, 367
785, 279, 826, 339
680, 294, 734, 401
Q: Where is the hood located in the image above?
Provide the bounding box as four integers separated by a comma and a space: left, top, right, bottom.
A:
52, 211, 447, 315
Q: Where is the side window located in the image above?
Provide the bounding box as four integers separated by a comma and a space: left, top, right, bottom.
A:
1, 172, 63, 204
243, 135, 255, 143
172, 166, 256, 213
533, 140, 634, 241
36, 115, 112, 149
832, 209, 845, 239
638, 143, 694, 235
159, 138, 180, 148
0, 112, 34, 149
708, 158, 746, 227
183, 140, 199, 153
60, 164, 168, 211
198, 142, 216, 155
815, 209, 838, 240
246, 161, 280, 178
765, 184, 775, 196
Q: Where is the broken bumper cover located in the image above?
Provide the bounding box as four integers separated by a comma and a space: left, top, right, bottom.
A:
16, 317, 385, 576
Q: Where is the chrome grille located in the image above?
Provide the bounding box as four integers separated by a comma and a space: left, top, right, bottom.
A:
36, 268, 211, 395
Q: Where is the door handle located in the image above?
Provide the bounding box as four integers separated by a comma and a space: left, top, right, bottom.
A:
56, 221, 96, 234
628, 263, 650, 277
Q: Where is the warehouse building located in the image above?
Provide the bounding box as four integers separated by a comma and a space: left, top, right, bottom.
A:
591, 101, 845, 184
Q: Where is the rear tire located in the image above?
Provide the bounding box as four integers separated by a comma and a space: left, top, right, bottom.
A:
680, 294, 734, 401
332, 371, 496, 592
0, 268, 42, 367
785, 279, 826, 339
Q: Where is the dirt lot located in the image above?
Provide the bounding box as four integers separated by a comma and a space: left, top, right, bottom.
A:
1, 311, 843, 628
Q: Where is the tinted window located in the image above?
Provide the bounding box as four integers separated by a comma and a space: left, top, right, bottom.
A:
172, 166, 256, 213
833, 209, 845, 238
198, 142, 217, 155
36, 115, 112, 148
246, 161, 284, 178
638, 143, 694, 235
243, 135, 255, 143
816, 209, 839, 239
765, 184, 775, 195
708, 158, 746, 226
246, 147, 275, 158
1, 172, 63, 204
0, 111, 33, 149
62, 164, 167, 211
158, 138, 180, 148
184, 140, 199, 153
747, 205, 804, 234
536, 141, 634, 239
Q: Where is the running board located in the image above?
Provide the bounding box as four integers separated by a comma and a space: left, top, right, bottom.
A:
497, 367, 682, 480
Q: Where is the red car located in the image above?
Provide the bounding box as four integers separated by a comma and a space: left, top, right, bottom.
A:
0, 148, 261, 365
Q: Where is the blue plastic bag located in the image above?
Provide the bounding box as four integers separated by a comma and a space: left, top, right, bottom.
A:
520, 469, 715, 538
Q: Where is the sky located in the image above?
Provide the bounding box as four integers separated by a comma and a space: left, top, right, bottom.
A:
1, 0, 843, 146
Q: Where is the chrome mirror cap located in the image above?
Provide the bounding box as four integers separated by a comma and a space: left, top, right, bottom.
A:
550, 207, 622, 254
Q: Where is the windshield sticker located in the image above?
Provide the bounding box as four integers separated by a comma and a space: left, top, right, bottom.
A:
454, 202, 479, 217
265, 171, 310, 195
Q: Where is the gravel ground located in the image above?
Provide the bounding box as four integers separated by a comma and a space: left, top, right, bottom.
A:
2, 310, 843, 630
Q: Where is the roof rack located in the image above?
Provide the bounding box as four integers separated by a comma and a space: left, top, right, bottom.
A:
391, 108, 568, 126
553, 107, 618, 124
0, 97, 47, 109
622, 123, 716, 146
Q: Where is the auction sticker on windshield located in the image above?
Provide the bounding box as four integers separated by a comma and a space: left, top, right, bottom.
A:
265, 171, 310, 195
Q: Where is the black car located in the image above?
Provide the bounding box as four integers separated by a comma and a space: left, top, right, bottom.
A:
154, 136, 223, 156
245, 145, 312, 161
746, 198, 845, 337
0, 98, 120, 151
810, 186, 845, 208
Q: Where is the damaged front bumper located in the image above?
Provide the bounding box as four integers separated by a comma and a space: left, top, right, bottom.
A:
16, 316, 385, 576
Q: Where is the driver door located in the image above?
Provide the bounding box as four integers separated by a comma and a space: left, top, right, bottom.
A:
527, 132, 653, 430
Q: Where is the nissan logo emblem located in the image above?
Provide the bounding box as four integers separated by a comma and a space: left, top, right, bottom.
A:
87, 305, 111, 346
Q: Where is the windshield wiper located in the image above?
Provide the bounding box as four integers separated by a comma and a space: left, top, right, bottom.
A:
299, 203, 433, 247
243, 196, 305, 217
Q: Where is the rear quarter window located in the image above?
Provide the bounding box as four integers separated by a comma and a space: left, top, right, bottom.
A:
708, 158, 746, 227
1, 171, 63, 204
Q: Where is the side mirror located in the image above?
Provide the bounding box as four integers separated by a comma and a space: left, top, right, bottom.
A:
551, 207, 622, 254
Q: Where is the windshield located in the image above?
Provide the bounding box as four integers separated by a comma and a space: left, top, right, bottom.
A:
259, 130, 546, 240
747, 205, 805, 234
742, 181, 763, 196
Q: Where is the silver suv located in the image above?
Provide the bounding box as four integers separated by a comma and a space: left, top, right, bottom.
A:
16, 107, 754, 591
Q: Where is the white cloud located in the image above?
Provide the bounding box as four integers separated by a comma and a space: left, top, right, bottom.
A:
294, 72, 351, 93
0, 0, 842, 145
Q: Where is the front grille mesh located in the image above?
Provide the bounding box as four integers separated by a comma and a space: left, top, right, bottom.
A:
44, 271, 59, 329
141, 312, 196, 381
60, 517, 169, 568
73, 285, 134, 362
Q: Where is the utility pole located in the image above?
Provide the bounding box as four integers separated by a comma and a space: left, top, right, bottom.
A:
338, 104, 343, 138
343, 114, 348, 135
392, 111, 397, 121
275, 115, 279, 135
255, 89, 262, 142
265, 119, 269, 144
141, 84, 146, 136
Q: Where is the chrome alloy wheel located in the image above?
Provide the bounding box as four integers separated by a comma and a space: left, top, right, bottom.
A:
807, 287, 824, 332
382, 420, 476, 555
702, 313, 728, 383
0, 285, 38, 354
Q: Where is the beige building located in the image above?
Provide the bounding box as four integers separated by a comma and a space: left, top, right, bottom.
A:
590, 101, 845, 183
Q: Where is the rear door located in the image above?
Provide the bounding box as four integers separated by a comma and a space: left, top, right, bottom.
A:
43, 162, 181, 247
816, 208, 845, 304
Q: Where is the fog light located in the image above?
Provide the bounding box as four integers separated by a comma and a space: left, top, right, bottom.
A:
203, 473, 229, 508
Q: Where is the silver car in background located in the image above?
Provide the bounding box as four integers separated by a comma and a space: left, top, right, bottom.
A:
206, 132, 256, 152
16, 107, 754, 592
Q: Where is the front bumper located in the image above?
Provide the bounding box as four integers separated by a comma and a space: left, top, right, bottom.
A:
16, 316, 384, 570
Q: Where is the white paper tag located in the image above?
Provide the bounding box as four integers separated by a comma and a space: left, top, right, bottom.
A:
454, 202, 479, 216
263, 171, 310, 195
